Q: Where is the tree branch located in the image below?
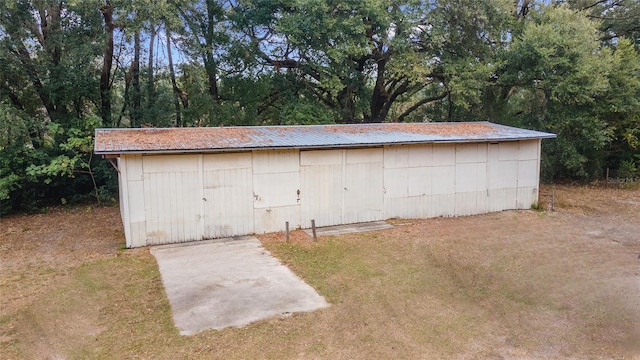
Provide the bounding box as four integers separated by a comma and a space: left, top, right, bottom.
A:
397, 91, 449, 122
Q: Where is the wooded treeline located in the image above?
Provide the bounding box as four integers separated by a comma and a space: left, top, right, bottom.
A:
1, 0, 639, 214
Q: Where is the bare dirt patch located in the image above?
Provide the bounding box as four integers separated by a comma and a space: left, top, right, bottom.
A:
1, 185, 639, 359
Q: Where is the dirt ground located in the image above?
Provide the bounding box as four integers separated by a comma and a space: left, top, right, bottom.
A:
1, 185, 639, 359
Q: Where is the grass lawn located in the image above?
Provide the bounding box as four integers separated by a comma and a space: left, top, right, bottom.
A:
1, 185, 639, 359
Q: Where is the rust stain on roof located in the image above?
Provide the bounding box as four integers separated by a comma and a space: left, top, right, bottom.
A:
94, 122, 556, 154
321, 122, 495, 135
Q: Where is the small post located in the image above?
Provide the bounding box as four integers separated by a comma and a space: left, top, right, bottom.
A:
551, 187, 556, 212
606, 167, 610, 188
311, 219, 317, 242
285, 221, 290, 243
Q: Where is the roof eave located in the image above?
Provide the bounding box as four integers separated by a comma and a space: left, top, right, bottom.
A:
95, 135, 557, 156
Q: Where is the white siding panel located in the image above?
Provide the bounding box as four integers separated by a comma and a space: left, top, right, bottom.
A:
254, 205, 301, 233
431, 166, 455, 195
399, 196, 430, 218
488, 188, 518, 212
127, 180, 145, 222
499, 142, 519, 161
456, 143, 479, 164
428, 194, 455, 217
487, 143, 500, 191
203, 166, 254, 238
496, 160, 518, 189
142, 154, 201, 246
130, 221, 146, 247
253, 172, 300, 208
125, 154, 143, 180
476, 143, 488, 162
346, 147, 383, 163
203, 152, 251, 171
143, 170, 200, 245
519, 140, 539, 160
408, 144, 433, 167
518, 159, 539, 188
455, 192, 477, 216
384, 168, 408, 198
300, 163, 343, 227
516, 187, 536, 209
118, 136, 543, 247
407, 167, 431, 197
455, 163, 478, 193
253, 150, 299, 174
432, 144, 455, 166
300, 149, 342, 165
344, 159, 384, 223
384, 197, 407, 218
475, 191, 489, 214
384, 145, 409, 169
118, 157, 132, 247
144, 154, 199, 173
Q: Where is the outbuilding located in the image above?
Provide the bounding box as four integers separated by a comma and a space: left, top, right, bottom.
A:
95, 122, 555, 248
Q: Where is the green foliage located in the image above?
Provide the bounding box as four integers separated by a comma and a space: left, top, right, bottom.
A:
617, 160, 638, 180
1, 0, 640, 214
492, 4, 638, 181
27, 116, 103, 199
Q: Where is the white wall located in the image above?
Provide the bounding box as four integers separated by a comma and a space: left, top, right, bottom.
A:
118, 139, 542, 247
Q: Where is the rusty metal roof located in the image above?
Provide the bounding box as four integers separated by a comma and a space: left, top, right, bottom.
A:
94, 122, 556, 155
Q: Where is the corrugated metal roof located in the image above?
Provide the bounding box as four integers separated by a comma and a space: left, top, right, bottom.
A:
94, 122, 556, 155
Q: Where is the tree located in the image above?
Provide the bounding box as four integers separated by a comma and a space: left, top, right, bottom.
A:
232, 0, 511, 123
100, 0, 116, 126
496, 4, 614, 180
26, 116, 103, 204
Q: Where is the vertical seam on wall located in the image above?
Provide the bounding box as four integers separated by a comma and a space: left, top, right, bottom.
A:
198, 154, 205, 240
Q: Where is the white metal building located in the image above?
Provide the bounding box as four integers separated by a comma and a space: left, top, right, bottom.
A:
94, 122, 555, 248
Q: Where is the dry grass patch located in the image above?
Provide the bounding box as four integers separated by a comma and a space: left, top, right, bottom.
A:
1, 185, 639, 359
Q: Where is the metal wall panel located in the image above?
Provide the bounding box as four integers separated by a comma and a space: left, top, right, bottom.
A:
408, 144, 433, 167
519, 140, 539, 160
431, 166, 456, 195
118, 138, 543, 247
456, 143, 481, 164
203, 153, 254, 239
517, 159, 539, 188
384, 167, 408, 198
344, 148, 384, 223
254, 205, 301, 234
383, 146, 409, 218
300, 149, 343, 165
300, 150, 343, 227
384, 145, 409, 168
300, 158, 343, 227
252, 150, 302, 233
253, 172, 300, 208
301, 148, 384, 227
427, 194, 455, 217
432, 144, 456, 166
253, 150, 299, 174
142, 155, 201, 245
117, 157, 130, 247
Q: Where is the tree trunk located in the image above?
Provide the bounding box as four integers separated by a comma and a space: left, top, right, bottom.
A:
116, 63, 133, 127
132, 29, 142, 127
147, 23, 156, 115
100, 1, 114, 126
370, 59, 389, 122
205, 0, 219, 100
166, 30, 182, 127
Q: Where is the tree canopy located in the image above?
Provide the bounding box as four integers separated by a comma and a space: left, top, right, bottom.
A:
1, 0, 639, 213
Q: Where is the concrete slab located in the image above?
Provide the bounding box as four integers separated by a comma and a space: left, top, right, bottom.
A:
304, 220, 394, 237
150, 236, 329, 335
